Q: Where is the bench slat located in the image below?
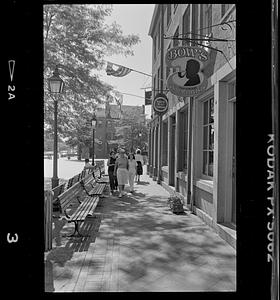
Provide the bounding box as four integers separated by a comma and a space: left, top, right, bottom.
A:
69, 196, 99, 221
58, 182, 83, 210
90, 183, 106, 195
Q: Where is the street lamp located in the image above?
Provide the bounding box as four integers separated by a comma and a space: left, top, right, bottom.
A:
91, 113, 97, 166
48, 65, 64, 189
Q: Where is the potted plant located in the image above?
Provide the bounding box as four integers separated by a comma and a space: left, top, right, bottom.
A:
167, 193, 185, 214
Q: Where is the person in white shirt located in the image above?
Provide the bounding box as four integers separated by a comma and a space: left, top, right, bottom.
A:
135, 149, 144, 182
128, 153, 137, 193
114, 148, 129, 197
84, 158, 95, 171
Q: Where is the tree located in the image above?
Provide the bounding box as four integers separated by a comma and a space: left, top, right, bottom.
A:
44, 4, 140, 152
106, 105, 148, 153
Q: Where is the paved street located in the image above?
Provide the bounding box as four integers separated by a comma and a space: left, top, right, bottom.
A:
45, 167, 236, 292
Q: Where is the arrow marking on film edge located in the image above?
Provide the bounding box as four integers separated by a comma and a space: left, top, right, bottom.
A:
8, 60, 15, 82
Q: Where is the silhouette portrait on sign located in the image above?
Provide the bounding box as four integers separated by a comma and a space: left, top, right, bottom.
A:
178, 59, 201, 86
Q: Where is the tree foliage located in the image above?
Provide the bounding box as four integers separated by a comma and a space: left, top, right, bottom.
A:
44, 4, 140, 149
106, 106, 148, 152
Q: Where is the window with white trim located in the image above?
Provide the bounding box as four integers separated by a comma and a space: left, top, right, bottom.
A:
202, 97, 214, 177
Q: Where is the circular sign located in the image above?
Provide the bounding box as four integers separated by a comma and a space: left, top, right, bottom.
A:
153, 93, 168, 115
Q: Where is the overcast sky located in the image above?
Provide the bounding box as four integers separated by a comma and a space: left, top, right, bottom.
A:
97, 4, 155, 117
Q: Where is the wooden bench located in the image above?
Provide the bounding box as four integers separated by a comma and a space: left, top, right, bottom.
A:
52, 183, 66, 198
80, 165, 107, 197
53, 165, 108, 237
52, 183, 66, 212
55, 171, 99, 237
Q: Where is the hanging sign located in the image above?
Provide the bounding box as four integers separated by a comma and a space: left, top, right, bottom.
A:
153, 93, 168, 115
145, 90, 152, 105
165, 46, 210, 97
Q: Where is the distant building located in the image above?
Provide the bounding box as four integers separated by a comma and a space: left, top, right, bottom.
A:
93, 104, 146, 158
148, 4, 236, 247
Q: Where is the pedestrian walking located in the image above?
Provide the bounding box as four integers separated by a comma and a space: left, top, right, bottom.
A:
128, 153, 137, 193
114, 148, 129, 198
107, 151, 118, 195
135, 149, 144, 182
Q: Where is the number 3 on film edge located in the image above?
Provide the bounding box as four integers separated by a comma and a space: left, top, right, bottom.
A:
7, 233, 18, 243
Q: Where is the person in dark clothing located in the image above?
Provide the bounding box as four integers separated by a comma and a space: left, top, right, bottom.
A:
107, 151, 118, 195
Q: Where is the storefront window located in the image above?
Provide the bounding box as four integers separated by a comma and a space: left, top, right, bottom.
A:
202, 97, 214, 177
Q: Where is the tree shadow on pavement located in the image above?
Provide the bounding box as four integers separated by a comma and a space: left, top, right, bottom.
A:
135, 181, 149, 186
52, 213, 102, 253
46, 246, 74, 267
127, 192, 146, 199
65, 215, 102, 252
96, 192, 236, 291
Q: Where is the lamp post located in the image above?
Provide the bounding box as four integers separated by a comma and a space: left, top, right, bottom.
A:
48, 65, 64, 189
91, 113, 97, 166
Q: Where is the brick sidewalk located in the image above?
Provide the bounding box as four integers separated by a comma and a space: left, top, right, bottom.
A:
45, 171, 236, 292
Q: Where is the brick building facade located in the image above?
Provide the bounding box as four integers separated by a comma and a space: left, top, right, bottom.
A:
148, 4, 236, 247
